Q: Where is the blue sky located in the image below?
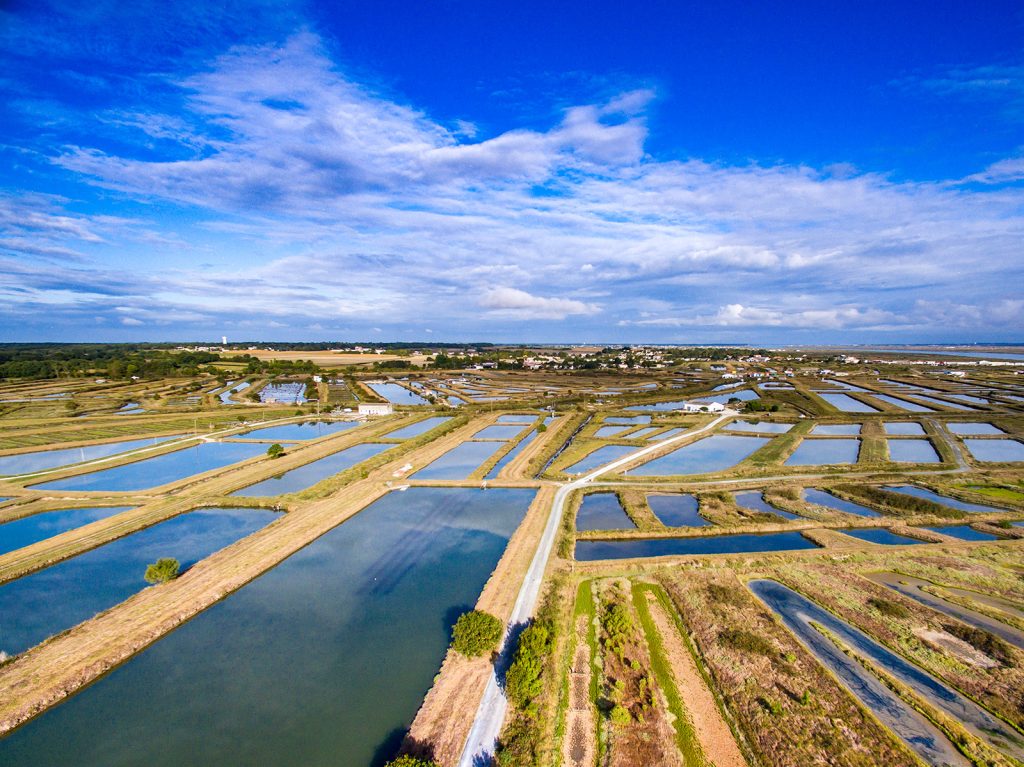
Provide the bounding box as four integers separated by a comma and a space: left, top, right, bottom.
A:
1, 0, 1022, 343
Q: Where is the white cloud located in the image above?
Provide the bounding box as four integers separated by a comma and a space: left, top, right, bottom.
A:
479, 287, 599, 320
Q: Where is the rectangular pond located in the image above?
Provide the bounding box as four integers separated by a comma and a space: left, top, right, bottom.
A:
650, 427, 687, 440
576, 493, 635, 531
366, 383, 429, 406
232, 444, 394, 496
908, 394, 973, 410
883, 422, 925, 435
695, 389, 758, 405
630, 435, 769, 476
383, 417, 451, 440
0, 435, 184, 476
412, 440, 506, 480
810, 423, 862, 435
803, 488, 881, 517
0, 487, 533, 767
883, 485, 1003, 513
31, 441, 271, 492
0, 506, 134, 556
725, 420, 793, 434
472, 424, 526, 441
887, 439, 940, 463
947, 422, 1004, 436
923, 525, 1002, 542
627, 427, 660, 439
239, 421, 361, 441
495, 414, 538, 424
963, 439, 1024, 462
733, 490, 801, 520
575, 531, 817, 561
0, 507, 280, 657
562, 444, 639, 475
815, 392, 879, 413
647, 494, 707, 527
839, 528, 927, 546
594, 425, 632, 438
870, 394, 934, 413
605, 416, 652, 424
785, 438, 860, 466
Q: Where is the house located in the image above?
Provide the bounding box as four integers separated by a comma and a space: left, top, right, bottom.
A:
358, 403, 393, 416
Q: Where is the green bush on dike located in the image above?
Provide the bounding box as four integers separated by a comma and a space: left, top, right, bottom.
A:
718, 627, 774, 656
266, 443, 285, 459
384, 756, 440, 767
504, 621, 554, 714
144, 557, 180, 584
451, 610, 503, 657
867, 596, 911, 619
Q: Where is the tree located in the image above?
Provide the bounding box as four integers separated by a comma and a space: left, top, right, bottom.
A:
267, 443, 285, 459
144, 557, 180, 584
451, 610, 503, 657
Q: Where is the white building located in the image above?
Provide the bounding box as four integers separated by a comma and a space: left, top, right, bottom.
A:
358, 403, 394, 416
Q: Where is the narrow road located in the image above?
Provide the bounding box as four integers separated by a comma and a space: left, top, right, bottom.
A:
456, 409, 736, 767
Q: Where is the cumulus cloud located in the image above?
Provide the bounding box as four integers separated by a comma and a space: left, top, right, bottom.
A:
479, 287, 599, 320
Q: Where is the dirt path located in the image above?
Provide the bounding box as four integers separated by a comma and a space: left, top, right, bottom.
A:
646, 592, 748, 767
563, 615, 596, 767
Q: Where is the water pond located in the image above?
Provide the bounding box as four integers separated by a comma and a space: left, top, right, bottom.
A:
908, 394, 973, 410
366, 383, 428, 406
840, 528, 926, 546
472, 424, 526, 441
604, 416, 652, 425
883, 422, 924, 435
887, 439, 940, 463
810, 423, 862, 435
575, 531, 817, 561
627, 400, 690, 412
0, 435, 183, 476
963, 439, 1024, 462
219, 381, 250, 404
233, 444, 393, 496
749, 580, 972, 767
870, 394, 933, 412
240, 421, 361, 441
733, 490, 801, 520
695, 389, 758, 405
647, 494, 707, 527
484, 431, 540, 479
496, 414, 538, 424
923, 525, 1001, 542
0, 507, 280, 657
562, 445, 638, 475
815, 392, 879, 413
725, 420, 792, 434
650, 427, 687, 440
383, 417, 451, 440
883, 485, 1002, 514
803, 488, 881, 517
947, 422, 1004, 436
785, 438, 860, 466
594, 425, 631, 438
631, 435, 769, 476
412, 440, 506, 480
576, 493, 635, 531
0, 506, 134, 556
0, 488, 533, 767
32, 441, 270, 492
628, 427, 660, 439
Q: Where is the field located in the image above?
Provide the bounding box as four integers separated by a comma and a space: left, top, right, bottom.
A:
0, 347, 1023, 766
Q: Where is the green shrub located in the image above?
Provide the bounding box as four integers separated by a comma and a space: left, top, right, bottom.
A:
144, 557, 180, 584
943, 622, 1014, 666
718, 628, 774, 656
266, 443, 285, 459
867, 596, 910, 619
384, 757, 440, 767
451, 610, 503, 657
609, 704, 632, 725
505, 622, 553, 711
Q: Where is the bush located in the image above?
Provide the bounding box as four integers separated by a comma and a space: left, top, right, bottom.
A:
384, 757, 440, 767
451, 610, 503, 657
267, 443, 285, 459
609, 704, 631, 725
718, 628, 774, 656
144, 557, 180, 584
867, 596, 911, 619
504, 621, 554, 712
943, 622, 1014, 666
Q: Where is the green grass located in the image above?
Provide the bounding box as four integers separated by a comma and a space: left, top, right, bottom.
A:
631, 582, 708, 767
